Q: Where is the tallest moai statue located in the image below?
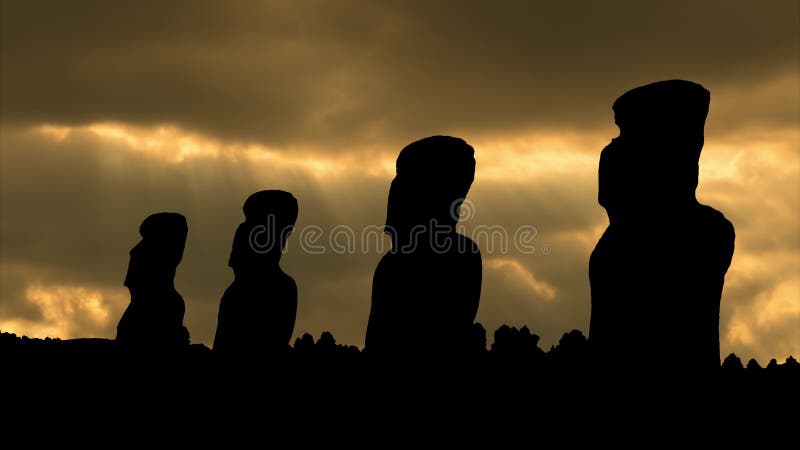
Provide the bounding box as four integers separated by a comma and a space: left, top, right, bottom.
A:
589, 80, 735, 369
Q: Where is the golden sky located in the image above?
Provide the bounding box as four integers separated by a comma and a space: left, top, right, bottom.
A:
1, 0, 798, 362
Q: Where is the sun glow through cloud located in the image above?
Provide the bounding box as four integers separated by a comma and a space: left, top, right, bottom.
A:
486, 258, 558, 301
32, 122, 611, 182
33, 122, 375, 177
0, 284, 127, 339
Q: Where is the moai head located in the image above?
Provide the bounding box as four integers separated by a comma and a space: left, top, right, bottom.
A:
230, 190, 298, 272
385, 136, 475, 248
124, 212, 188, 294
601, 80, 710, 215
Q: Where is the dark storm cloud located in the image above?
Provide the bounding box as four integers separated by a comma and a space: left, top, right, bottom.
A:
2, 0, 797, 148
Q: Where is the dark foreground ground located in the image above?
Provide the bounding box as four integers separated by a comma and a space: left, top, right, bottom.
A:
2, 331, 798, 441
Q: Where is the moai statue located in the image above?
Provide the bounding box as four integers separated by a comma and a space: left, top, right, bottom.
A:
365, 136, 482, 356
117, 212, 191, 349
589, 80, 735, 369
213, 190, 298, 355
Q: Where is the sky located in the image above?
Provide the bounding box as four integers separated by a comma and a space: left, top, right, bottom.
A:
1, 0, 797, 363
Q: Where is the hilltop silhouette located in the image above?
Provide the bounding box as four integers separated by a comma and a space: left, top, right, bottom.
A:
3, 328, 797, 373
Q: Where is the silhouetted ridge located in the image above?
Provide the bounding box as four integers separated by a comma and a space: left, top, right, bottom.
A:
293, 331, 360, 356
547, 329, 589, 368
5, 330, 796, 373
746, 358, 762, 370
491, 325, 545, 361
782, 356, 799, 369
722, 353, 744, 370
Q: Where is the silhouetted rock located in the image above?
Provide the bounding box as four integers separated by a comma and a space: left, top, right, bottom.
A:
1, 332, 61, 354
213, 190, 298, 356
746, 358, 762, 370
490, 325, 545, 362
288, 331, 360, 356
782, 356, 799, 369
317, 331, 336, 349
318, 331, 360, 354
365, 136, 482, 356
116, 212, 191, 350
589, 80, 735, 370
293, 333, 316, 355
722, 353, 744, 370
767, 358, 779, 369
0, 331, 17, 349
548, 329, 589, 368
315, 331, 339, 356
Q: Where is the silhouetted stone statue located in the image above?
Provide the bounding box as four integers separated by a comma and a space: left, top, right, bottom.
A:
213, 190, 298, 355
365, 136, 482, 356
116, 212, 190, 349
589, 80, 735, 369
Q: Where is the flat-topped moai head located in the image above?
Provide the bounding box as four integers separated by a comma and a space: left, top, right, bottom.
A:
601, 80, 710, 218
385, 135, 475, 249
229, 190, 298, 275
124, 212, 188, 295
